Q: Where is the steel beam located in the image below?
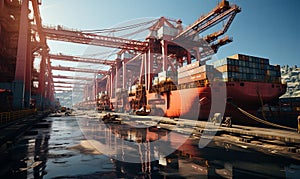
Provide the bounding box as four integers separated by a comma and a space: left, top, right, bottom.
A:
13, 0, 29, 110
52, 75, 95, 81
49, 54, 116, 66
54, 85, 73, 88
54, 81, 87, 85
51, 65, 108, 75
32, 25, 149, 52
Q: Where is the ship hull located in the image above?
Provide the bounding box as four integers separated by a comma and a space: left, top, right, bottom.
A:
146, 81, 286, 126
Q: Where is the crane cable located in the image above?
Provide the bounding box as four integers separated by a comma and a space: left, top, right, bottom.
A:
119, 26, 150, 39
229, 102, 297, 131
82, 19, 158, 34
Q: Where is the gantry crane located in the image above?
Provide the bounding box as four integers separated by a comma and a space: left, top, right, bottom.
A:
31, 25, 149, 52
12, 0, 240, 110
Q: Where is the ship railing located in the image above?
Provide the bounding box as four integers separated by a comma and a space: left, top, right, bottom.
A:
0, 109, 36, 125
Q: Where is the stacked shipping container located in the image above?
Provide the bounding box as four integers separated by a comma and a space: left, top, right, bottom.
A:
209, 54, 281, 83
178, 61, 207, 84
153, 54, 281, 91
178, 61, 222, 85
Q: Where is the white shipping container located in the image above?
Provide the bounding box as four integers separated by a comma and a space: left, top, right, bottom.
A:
178, 61, 200, 73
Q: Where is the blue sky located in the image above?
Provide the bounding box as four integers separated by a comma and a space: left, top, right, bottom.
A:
40, 0, 299, 66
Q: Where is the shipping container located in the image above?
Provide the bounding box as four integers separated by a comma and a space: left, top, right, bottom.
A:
196, 54, 280, 83
178, 60, 200, 73
178, 65, 213, 78
216, 65, 228, 73
178, 76, 193, 84
241, 54, 249, 61
249, 62, 255, 69
239, 60, 245, 66
242, 73, 247, 80
228, 54, 239, 60
222, 72, 228, 79
214, 58, 227, 67
178, 72, 207, 84
227, 59, 234, 65
158, 71, 178, 77
250, 56, 258, 63
239, 67, 244, 73
265, 59, 270, 64
234, 66, 239, 72
229, 54, 249, 61
191, 72, 207, 81
246, 74, 251, 80
245, 67, 250, 73
245, 61, 249, 67
274, 65, 280, 71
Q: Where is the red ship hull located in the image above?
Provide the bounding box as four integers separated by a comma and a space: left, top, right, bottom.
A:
146, 81, 286, 126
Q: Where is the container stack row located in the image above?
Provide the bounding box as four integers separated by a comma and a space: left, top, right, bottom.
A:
209, 54, 281, 83
177, 61, 217, 84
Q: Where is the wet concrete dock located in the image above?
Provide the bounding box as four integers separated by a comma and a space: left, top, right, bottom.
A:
0, 111, 300, 178
107, 112, 300, 143
97, 112, 300, 160
155, 116, 300, 144
0, 111, 50, 153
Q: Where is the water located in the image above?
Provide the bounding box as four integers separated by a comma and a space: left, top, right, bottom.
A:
0, 114, 299, 178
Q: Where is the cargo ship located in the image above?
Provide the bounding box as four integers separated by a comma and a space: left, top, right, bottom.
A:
86, 0, 287, 127
126, 54, 287, 126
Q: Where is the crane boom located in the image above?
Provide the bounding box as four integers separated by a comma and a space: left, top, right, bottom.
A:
52, 75, 94, 81
32, 25, 149, 52
49, 54, 116, 66
175, 0, 241, 41
54, 81, 87, 85
51, 65, 109, 75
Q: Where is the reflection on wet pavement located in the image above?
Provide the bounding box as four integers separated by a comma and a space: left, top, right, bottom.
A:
0, 114, 299, 178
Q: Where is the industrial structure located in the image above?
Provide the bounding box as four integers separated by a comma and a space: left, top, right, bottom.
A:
1, 2, 300, 178
0, 0, 241, 110
0, 0, 290, 128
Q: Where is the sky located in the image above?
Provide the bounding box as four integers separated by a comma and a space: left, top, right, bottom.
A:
39, 0, 300, 71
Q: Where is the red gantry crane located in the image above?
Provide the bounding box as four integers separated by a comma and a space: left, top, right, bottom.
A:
12, 0, 239, 110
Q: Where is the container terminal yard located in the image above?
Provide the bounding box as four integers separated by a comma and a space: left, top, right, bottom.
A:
0, 0, 300, 178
